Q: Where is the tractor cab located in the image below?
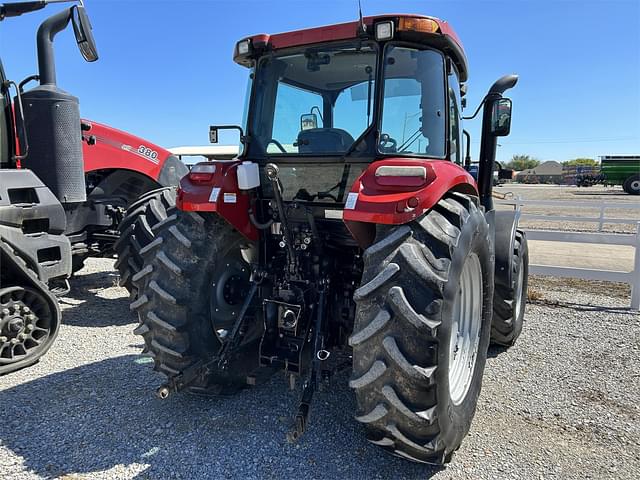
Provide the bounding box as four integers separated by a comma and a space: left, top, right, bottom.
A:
212, 16, 471, 206
197, 15, 516, 245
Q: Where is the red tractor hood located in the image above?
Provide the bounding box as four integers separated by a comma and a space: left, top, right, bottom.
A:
81, 119, 174, 181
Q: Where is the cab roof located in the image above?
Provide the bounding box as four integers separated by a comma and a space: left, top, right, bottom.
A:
239, 14, 468, 82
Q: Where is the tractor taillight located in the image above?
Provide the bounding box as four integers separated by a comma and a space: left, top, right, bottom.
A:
397, 17, 440, 34
375, 165, 428, 187
189, 163, 217, 183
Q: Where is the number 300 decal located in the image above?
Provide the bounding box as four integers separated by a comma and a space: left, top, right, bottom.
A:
138, 145, 158, 161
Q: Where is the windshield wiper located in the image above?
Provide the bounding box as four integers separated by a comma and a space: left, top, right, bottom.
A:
366, 66, 373, 125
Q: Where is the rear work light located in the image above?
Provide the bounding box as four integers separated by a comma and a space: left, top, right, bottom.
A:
189, 163, 217, 183
375, 165, 428, 187
398, 17, 440, 34
374, 21, 394, 41
235, 39, 251, 56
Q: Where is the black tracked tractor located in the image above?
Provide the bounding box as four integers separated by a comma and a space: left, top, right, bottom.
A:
0, 0, 98, 374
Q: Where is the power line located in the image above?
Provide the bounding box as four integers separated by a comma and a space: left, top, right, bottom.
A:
503, 136, 638, 145
471, 136, 638, 145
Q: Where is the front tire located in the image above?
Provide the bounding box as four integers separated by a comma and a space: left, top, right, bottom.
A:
491, 230, 528, 346
351, 193, 493, 464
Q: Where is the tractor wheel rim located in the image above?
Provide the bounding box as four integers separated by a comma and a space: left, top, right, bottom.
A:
209, 254, 251, 342
0, 288, 52, 364
448, 252, 483, 406
631, 180, 640, 191
514, 260, 525, 321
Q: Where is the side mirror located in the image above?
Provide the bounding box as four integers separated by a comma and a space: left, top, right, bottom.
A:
71, 5, 98, 62
300, 113, 318, 131
490, 98, 513, 136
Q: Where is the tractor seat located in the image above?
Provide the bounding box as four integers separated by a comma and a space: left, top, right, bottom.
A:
296, 128, 355, 154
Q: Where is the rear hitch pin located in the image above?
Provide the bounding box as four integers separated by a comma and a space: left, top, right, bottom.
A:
317, 349, 330, 361
156, 385, 171, 400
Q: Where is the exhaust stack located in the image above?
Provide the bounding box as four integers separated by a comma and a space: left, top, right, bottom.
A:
19, 7, 86, 204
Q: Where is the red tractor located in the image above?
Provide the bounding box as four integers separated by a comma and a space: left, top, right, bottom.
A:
77, 120, 187, 291
132, 14, 528, 463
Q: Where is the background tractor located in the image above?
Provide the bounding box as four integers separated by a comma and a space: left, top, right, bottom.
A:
6, 2, 189, 292
77, 120, 186, 290
133, 13, 528, 464
0, 0, 98, 374
0, 0, 176, 375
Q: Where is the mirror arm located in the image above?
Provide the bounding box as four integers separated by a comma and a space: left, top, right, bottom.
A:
36, 7, 73, 85
462, 95, 487, 121
209, 125, 248, 145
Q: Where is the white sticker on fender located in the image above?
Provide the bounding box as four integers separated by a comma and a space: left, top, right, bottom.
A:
223, 193, 237, 203
344, 192, 358, 210
209, 187, 221, 202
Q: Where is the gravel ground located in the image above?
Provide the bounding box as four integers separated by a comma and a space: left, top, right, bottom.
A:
1, 258, 639, 480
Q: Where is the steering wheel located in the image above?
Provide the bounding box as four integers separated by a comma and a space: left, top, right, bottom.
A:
268, 139, 287, 153
378, 133, 398, 153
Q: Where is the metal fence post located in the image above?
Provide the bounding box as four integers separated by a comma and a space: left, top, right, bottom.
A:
632, 222, 640, 311
598, 205, 606, 232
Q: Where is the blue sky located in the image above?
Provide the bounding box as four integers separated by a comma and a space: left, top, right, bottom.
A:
1, 0, 638, 163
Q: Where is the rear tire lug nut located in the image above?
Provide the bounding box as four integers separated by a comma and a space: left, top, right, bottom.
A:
10, 338, 19, 345
0, 336, 7, 343
17, 333, 26, 341
1, 308, 9, 316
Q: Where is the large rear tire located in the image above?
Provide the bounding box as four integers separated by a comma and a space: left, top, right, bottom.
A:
491, 230, 528, 346
114, 187, 176, 296
130, 210, 260, 394
351, 193, 493, 464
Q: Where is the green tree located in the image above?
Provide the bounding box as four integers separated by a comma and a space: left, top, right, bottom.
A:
505, 154, 540, 171
562, 158, 598, 167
